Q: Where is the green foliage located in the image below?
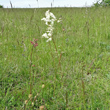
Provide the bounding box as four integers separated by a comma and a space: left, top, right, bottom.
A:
93, 0, 110, 7
93, 1, 100, 7
0, 5, 3, 8
103, 0, 110, 4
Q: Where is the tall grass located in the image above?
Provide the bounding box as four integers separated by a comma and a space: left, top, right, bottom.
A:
1, 7, 110, 109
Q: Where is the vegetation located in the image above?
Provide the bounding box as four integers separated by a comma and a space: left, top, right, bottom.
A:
93, 0, 110, 7
0, 7, 110, 109
101, 0, 110, 5
0, 5, 3, 8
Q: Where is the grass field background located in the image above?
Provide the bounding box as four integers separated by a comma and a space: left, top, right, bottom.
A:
0, 7, 110, 109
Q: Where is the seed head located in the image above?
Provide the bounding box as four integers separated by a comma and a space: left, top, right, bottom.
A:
28, 94, 32, 98
25, 100, 28, 104
42, 84, 45, 88
40, 105, 45, 110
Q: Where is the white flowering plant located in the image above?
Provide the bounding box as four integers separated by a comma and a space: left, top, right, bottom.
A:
41, 10, 61, 42
41, 10, 62, 77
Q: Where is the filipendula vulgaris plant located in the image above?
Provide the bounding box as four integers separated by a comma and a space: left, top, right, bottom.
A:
41, 10, 62, 96
41, 10, 61, 60
41, 10, 62, 71
41, 10, 61, 42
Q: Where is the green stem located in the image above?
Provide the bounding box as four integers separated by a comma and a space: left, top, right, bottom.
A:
29, 46, 34, 94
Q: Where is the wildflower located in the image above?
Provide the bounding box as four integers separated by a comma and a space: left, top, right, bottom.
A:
41, 10, 61, 42
57, 19, 61, 23
50, 12, 56, 19
48, 32, 52, 37
46, 38, 52, 42
30, 39, 38, 47
47, 26, 54, 31
42, 33, 49, 38
57, 18, 62, 23
32, 65, 35, 67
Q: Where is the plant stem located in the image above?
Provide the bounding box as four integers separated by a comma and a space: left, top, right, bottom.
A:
82, 65, 86, 110
29, 46, 34, 94
52, 37, 58, 58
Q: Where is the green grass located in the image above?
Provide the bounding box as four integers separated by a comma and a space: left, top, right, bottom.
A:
0, 7, 110, 109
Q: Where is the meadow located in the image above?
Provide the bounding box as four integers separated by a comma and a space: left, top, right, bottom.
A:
0, 7, 110, 110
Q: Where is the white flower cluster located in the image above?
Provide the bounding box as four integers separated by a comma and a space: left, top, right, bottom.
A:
41, 10, 61, 42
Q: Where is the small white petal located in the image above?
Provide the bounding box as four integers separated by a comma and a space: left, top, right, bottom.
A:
45, 10, 50, 16
47, 30, 53, 36
45, 10, 50, 20
50, 12, 56, 19
48, 26, 54, 31
46, 38, 52, 42
45, 22, 48, 25
42, 33, 49, 38
48, 32, 52, 36
57, 20, 61, 23
50, 20, 54, 25
41, 18, 46, 21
